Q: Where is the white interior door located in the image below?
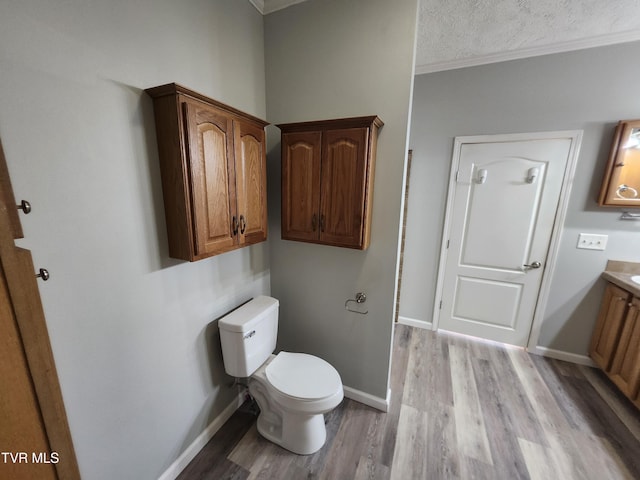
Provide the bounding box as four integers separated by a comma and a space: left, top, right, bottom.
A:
438, 134, 577, 346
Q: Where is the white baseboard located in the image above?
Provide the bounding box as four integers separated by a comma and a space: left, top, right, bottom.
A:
531, 346, 596, 367
158, 391, 246, 480
343, 386, 390, 412
397, 316, 432, 330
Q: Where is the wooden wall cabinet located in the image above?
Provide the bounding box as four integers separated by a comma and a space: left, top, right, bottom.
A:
0, 138, 80, 479
146, 84, 268, 261
598, 119, 640, 207
590, 283, 640, 408
279, 116, 383, 250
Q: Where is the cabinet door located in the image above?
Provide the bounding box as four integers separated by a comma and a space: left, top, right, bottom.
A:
320, 127, 369, 248
234, 119, 268, 245
281, 131, 322, 242
589, 283, 630, 370
183, 101, 237, 256
609, 296, 640, 399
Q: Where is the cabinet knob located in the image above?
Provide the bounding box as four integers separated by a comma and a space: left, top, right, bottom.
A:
36, 268, 49, 281
17, 200, 31, 214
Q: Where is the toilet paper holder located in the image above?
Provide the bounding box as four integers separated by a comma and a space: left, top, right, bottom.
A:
345, 292, 368, 315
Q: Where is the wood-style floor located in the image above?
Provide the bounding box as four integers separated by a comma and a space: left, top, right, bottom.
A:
177, 325, 640, 479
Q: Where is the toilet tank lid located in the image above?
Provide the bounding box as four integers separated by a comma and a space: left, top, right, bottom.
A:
218, 296, 279, 333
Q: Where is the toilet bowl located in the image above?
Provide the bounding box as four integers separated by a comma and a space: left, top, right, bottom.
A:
218, 296, 343, 455
250, 352, 343, 454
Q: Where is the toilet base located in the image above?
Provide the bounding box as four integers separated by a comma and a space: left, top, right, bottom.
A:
256, 410, 327, 455
249, 374, 334, 455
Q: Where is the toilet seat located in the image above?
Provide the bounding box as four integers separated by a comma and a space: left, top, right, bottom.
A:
266, 352, 342, 401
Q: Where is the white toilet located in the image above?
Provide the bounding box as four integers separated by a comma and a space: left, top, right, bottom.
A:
218, 295, 343, 455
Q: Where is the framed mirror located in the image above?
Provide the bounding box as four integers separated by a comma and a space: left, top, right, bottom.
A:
599, 119, 640, 207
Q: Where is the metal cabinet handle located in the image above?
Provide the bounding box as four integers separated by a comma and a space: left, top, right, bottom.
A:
239, 215, 246, 235
319, 214, 325, 232
17, 200, 31, 214
311, 214, 317, 232
523, 261, 541, 269
232, 216, 238, 236
36, 268, 49, 281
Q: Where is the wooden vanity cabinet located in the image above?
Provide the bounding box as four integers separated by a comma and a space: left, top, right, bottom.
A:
609, 296, 640, 400
279, 116, 383, 250
590, 282, 640, 407
589, 283, 631, 370
146, 83, 268, 261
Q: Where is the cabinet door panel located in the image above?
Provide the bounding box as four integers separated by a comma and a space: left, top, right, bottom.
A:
234, 120, 267, 245
320, 127, 369, 247
184, 101, 237, 255
609, 297, 640, 399
589, 283, 630, 371
0, 263, 57, 480
281, 132, 321, 242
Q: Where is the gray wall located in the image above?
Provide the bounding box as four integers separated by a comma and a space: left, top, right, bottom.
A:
402, 42, 640, 356
264, 0, 419, 399
0, 1, 268, 479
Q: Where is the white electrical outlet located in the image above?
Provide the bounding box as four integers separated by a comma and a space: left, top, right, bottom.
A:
577, 233, 608, 251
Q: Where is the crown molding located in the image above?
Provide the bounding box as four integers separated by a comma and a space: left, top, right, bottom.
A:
250, 0, 309, 15
415, 29, 640, 75
248, 0, 265, 14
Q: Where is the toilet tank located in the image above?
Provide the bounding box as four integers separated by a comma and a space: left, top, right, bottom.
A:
218, 296, 279, 377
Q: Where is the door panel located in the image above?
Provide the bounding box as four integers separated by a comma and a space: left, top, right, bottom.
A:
281, 131, 321, 242
320, 127, 368, 247
453, 276, 523, 329
234, 120, 267, 245
440, 137, 572, 346
461, 158, 546, 270
184, 101, 236, 255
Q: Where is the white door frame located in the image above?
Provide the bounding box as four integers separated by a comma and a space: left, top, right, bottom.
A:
431, 130, 583, 352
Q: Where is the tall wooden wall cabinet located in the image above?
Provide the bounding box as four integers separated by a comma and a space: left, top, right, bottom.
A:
0, 138, 80, 480
145, 83, 269, 261
279, 116, 383, 250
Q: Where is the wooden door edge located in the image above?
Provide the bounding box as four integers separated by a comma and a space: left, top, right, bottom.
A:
0, 202, 81, 480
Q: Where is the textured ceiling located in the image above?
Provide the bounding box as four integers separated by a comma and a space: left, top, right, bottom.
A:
258, 0, 640, 74
416, 0, 640, 73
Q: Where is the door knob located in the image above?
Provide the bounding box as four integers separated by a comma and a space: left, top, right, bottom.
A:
523, 261, 541, 269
